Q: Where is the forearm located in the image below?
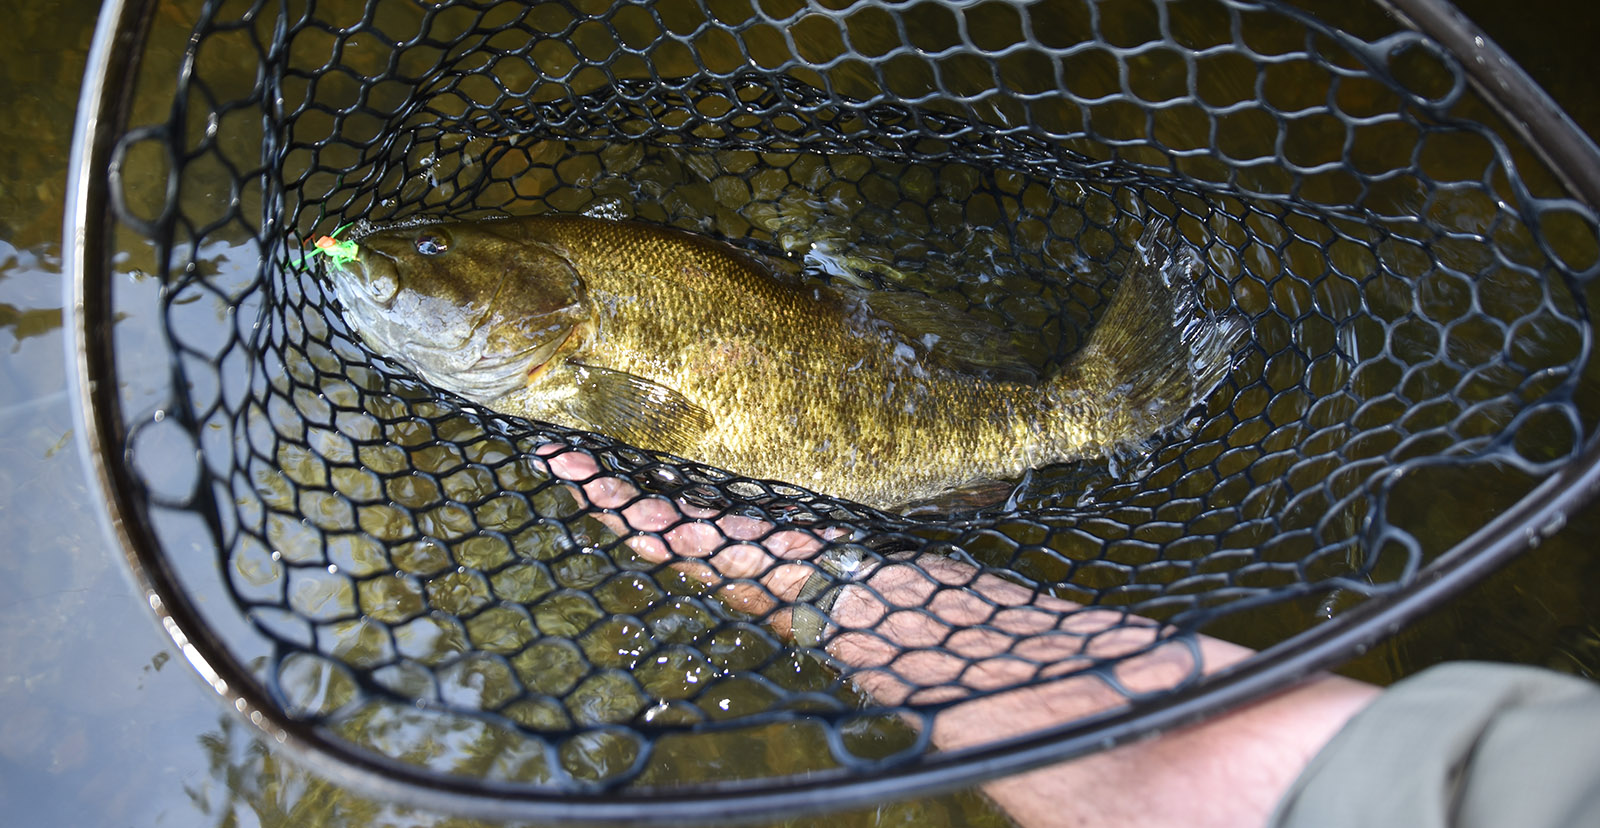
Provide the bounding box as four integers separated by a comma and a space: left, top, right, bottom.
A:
822, 553, 1243, 703
821, 554, 1378, 828
953, 670, 1376, 828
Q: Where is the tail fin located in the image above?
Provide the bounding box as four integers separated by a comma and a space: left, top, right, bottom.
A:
1056, 219, 1247, 452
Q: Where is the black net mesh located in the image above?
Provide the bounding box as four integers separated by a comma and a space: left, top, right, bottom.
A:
80, 0, 1600, 815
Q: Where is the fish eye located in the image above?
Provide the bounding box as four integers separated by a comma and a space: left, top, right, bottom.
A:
415, 230, 451, 256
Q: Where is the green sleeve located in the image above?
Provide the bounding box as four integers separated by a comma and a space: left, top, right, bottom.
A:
1271, 661, 1600, 828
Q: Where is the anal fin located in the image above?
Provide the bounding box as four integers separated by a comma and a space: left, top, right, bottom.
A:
893, 470, 1038, 518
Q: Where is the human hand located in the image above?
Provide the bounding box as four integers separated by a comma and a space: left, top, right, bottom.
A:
536, 443, 846, 635
534, 442, 1207, 702
536, 442, 1379, 828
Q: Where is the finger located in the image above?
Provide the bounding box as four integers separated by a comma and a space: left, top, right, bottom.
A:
662, 520, 729, 558
534, 445, 654, 559
536, 442, 820, 598
705, 541, 774, 580
711, 580, 783, 620
538, 445, 645, 510
701, 566, 809, 619
536, 442, 599, 480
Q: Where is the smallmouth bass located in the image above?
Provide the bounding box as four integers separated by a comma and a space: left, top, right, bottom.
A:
327, 215, 1244, 511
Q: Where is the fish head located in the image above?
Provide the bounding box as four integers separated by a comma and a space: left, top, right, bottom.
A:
327, 220, 592, 404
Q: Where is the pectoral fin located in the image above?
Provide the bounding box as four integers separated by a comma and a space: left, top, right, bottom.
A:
566, 362, 713, 456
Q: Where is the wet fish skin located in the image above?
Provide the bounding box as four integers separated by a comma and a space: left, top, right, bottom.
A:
329, 214, 1244, 511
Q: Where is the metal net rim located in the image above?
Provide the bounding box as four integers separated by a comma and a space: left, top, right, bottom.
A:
62, 0, 1600, 821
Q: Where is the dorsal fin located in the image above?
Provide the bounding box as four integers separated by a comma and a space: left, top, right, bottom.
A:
857, 288, 1043, 384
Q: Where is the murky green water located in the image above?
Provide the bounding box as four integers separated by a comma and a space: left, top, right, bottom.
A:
3, 0, 1598, 825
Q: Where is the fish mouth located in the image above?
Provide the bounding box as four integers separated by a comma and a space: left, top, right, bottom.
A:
343, 244, 398, 300
455, 322, 575, 394
522, 325, 577, 383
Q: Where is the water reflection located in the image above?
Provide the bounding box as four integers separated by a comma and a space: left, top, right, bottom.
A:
176, 711, 1006, 828
0, 302, 60, 347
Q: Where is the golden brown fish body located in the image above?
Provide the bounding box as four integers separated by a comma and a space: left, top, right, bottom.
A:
328, 215, 1242, 510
